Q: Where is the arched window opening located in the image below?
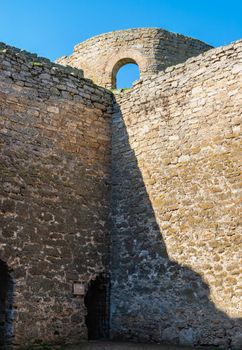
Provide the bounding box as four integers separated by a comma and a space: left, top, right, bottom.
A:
112, 58, 140, 89
116, 63, 140, 89
84, 274, 109, 340
0, 260, 14, 348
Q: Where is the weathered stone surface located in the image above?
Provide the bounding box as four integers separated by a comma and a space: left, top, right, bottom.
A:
0, 42, 112, 347
110, 39, 242, 348
0, 29, 242, 349
56, 28, 212, 89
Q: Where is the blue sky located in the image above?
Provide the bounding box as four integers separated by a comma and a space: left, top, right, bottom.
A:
1, 0, 242, 88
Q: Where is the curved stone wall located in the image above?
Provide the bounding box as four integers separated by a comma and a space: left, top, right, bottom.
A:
0, 28, 241, 349
57, 28, 212, 88
110, 40, 242, 348
0, 43, 112, 347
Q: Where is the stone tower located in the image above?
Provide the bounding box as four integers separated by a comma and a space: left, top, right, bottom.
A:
57, 28, 212, 88
0, 28, 241, 349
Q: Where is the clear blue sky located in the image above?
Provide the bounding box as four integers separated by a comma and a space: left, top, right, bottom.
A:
1, 0, 242, 88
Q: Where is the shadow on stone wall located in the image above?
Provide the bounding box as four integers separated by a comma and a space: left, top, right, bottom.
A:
110, 98, 242, 349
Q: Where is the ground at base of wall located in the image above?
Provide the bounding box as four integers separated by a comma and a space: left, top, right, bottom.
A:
16, 340, 236, 350
63, 341, 230, 350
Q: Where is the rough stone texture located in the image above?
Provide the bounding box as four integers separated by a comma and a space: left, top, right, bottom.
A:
0, 28, 242, 350
56, 28, 212, 88
0, 42, 112, 347
110, 40, 242, 348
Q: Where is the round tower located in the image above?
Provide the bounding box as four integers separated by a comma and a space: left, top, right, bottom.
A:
56, 28, 212, 88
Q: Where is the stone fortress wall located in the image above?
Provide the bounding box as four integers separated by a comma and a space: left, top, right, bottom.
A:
0, 28, 241, 349
0, 42, 112, 347
57, 28, 212, 88
111, 40, 242, 348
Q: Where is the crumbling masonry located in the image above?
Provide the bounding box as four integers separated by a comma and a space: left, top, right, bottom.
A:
0, 28, 241, 349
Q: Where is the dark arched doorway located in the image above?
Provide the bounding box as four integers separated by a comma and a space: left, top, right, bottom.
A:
0, 260, 14, 348
112, 58, 140, 89
84, 275, 109, 340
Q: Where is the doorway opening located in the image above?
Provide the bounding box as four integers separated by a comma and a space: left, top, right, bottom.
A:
112, 58, 140, 89
84, 274, 109, 340
0, 260, 14, 348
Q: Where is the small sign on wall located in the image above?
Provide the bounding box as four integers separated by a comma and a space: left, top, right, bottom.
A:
73, 282, 85, 296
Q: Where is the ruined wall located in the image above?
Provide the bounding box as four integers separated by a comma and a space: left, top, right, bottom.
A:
57, 28, 212, 88
111, 40, 242, 348
0, 43, 112, 347
0, 28, 241, 350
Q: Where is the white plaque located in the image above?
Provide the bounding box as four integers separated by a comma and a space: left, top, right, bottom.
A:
73, 282, 85, 295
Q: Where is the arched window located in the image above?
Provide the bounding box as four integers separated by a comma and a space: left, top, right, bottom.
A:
112, 58, 140, 89
0, 260, 14, 348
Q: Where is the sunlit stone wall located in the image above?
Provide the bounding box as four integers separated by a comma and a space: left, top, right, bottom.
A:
0, 30, 241, 349
57, 28, 212, 88
110, 40, 242, 348
0, 43, 112, 347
